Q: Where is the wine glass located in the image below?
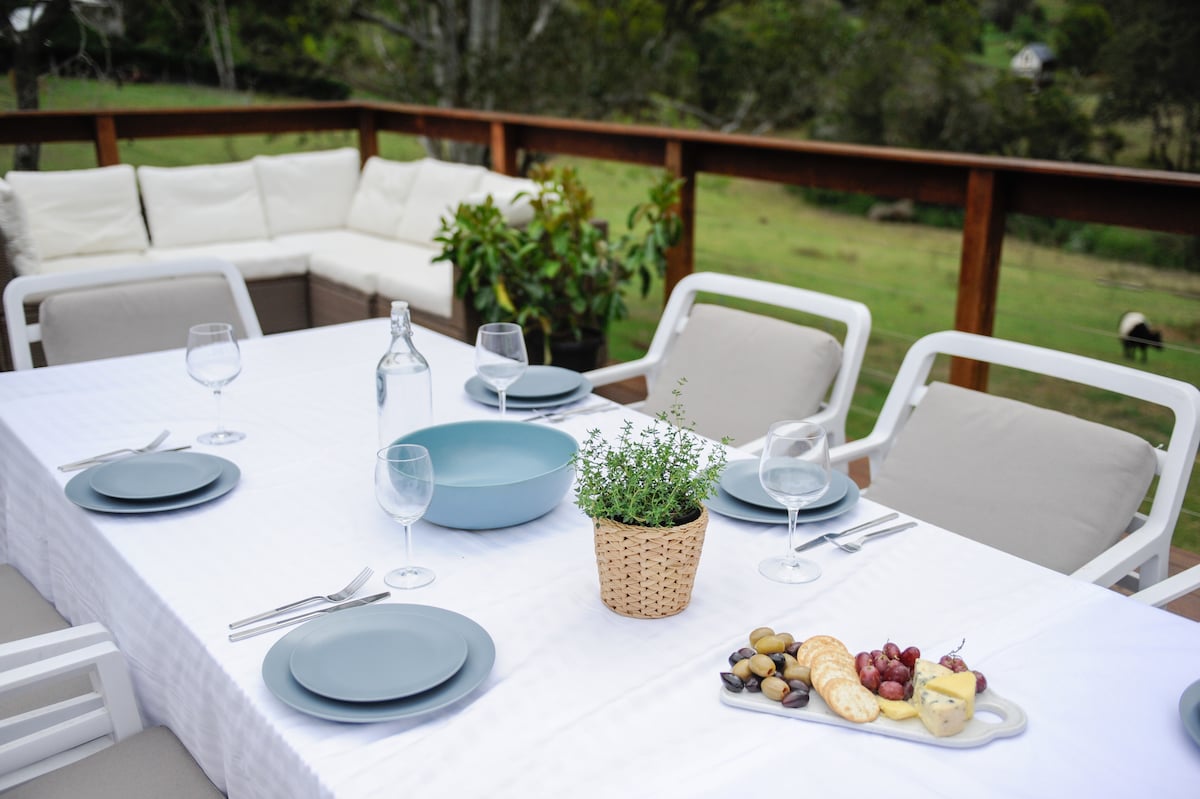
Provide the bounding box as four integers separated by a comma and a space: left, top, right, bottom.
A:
375, 444, 436, 589
475, 322, 528, 416
757, 420, 831, 583
186, 323, 245, 445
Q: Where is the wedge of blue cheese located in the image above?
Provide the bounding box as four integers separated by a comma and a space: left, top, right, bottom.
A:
914, 670, 977, 738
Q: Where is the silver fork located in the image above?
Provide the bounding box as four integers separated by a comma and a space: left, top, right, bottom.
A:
58, 430, 171, 472
228, 567, 374, 629
523, 403, 615, 423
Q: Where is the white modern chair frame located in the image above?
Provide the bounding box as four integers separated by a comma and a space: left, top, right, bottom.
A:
0, 623, 143, 791
3, 257, 263, 371
1131, 563, 1200, 609
830, 330, 1200, 591
584, 271, 872, 451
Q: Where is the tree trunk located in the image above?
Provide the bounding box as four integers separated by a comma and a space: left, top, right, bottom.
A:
8, 0, 71, 170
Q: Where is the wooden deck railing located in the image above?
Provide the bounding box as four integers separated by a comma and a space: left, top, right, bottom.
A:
3, 100, 1200, 389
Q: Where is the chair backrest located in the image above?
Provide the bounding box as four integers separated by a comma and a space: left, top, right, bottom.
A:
840, 330, 1200, 588
3, 258, 262, 370
637, 272, 871, 448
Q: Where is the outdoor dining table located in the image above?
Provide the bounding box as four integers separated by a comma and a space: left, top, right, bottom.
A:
0, 318, 1197, 798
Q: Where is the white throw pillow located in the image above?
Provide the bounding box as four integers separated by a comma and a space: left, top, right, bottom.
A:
345, 157, 423, 238
252, 147, 360, 236
0, 177, 40, 273
394, 158, 486, 244
465, 172, 537, 227
138, 161, 269, 247
6, 165, 148, 260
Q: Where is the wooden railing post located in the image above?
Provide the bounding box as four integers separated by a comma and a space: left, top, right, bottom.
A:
357, 109, 379, 166
93, 115, 119, 165
952, 168, 1007, 391
490, 121, 518, 176
664, 139, 696, 302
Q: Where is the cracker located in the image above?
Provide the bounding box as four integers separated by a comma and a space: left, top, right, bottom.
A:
810, 655, 857, 695
821, 677, 880, 724
795, 635, 849, 667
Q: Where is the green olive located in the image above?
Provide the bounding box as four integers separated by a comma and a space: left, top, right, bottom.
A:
732, 658, 753, 680
761, 676, 791, 702
782, 663, 812, 686
748, 627, 775, 647
754, 634, 786, 655
776, 632, 795, 647
748, 653, 776, 678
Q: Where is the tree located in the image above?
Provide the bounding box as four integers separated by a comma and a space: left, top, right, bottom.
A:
1053, 3, 1112, 76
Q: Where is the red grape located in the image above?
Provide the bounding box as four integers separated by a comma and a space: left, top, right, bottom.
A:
903, 680, 914, 700
859, 665, 882, 692
973, 670, 988, 694
883, 661, 911, 684
940, 655, 968, 673
899, 646, 921, 670
855, 651, 872, 672
873, 655, 891, 673
878, 680, 905, 701
870, 649, 884, 661
883, 642, 901, 660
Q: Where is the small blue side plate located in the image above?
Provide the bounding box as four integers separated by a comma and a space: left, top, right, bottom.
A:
720, 461, 851, 511
503, 366, 585, 399
464, 375, 592, 409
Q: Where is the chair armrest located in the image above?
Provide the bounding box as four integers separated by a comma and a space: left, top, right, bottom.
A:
828, 433, 889, 467
1130, 563, 1200, 608
1070, 519, 1172, 589
584, 358, 653, 387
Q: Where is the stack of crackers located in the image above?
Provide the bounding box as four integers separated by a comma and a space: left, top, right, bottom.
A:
795, 635, 879, 724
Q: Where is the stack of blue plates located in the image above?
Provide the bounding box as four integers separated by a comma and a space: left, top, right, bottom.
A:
705, 460, 860, 524
64, 451, 239, 513
464, 365, 592, 410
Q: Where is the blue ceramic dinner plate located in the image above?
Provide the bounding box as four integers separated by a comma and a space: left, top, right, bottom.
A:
88, 451, 225, 501
705, 478, 860, 525
263, 604, 495, 723
1180, 678, 1200, 748
289, 612, 468, 702
65, 458, 240, 514
720, 461, 851, 511
501, 366, 586, 399
464, 375, 592, 409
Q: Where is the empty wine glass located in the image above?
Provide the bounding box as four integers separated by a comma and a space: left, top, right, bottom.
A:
375, 444, 436, 589
475, 322, 528, 415
186, 323, 245, 445
757, 420, 831, 583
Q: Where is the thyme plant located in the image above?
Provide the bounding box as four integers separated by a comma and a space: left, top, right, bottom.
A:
572, 388, 728, 527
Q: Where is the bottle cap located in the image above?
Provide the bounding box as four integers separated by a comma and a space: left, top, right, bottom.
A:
391, 300, 409, 314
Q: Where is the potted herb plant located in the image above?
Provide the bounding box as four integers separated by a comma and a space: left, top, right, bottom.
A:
572, 388, 728, 618
435, 164, 683, 370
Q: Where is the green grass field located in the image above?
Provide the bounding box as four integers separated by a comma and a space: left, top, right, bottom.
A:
5, 77, 1199, 554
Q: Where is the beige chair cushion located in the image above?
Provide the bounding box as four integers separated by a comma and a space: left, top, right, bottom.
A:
0, 564, 90, 721
38, 276, 250, 366
138, 161, 268, 248
3, 725, 223, 799
641, 303, 842, 445
868, 382, 1158, 574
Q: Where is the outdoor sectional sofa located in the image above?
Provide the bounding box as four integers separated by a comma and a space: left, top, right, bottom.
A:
0, 148, 535, 368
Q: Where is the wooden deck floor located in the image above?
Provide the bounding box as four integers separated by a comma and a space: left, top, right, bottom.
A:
594, 377, 1200, 622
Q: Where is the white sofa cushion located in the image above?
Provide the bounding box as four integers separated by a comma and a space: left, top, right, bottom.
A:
147, 241, 309, 282
253, 148, 361, 236
345, 157, 422, 238
0, 177, 40, 274
6, 165, 148, 260
138, 161, 269, 248
867, 382, 1158, 574
394, 158, 486, 244
466, 172, 537, 226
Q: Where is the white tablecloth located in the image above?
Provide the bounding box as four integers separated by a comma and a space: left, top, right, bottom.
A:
1, 319, 1198, 798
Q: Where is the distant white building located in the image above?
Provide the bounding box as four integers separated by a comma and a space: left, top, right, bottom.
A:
1011, 43, 1057, 85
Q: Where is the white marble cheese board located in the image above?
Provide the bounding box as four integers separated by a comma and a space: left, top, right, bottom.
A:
719, 686, 1027, 748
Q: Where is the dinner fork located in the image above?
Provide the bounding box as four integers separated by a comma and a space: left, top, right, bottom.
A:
58, 430, 171, 472
523, 403, 615, 423
228, 567, 374, 629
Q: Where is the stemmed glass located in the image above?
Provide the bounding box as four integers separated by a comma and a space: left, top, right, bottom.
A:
375, 444, 436, 589
186, 323, 245, 445
475, 322, 528, 416
757, 420, 831, 583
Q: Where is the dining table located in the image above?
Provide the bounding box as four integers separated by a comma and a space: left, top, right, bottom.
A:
1, 317, 1198, 799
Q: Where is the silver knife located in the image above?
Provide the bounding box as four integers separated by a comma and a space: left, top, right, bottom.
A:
522, 403, 613, 423
228, 591, 390, 642
59, 445, 193, 472
794, 512, 900, 552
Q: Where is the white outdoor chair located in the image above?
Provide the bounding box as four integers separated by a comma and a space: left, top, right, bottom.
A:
0, 623, 222, 797
1131, 564, 1200, 609
3, 257, 262, 371
829, 330, 1200, 590
584, 272, 871, 451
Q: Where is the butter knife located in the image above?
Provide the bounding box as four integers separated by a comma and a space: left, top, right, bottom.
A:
228, 591, 390, 642
794, 512, 900, 552
59, 445, 193, 472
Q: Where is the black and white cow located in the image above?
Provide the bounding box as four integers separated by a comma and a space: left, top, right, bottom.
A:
1118, 312, 1163, 361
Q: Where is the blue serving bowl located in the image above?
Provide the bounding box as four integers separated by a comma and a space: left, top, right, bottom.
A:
396, 420, 578, 530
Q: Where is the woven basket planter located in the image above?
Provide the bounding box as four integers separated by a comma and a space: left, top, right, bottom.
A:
592, 506, 708, 619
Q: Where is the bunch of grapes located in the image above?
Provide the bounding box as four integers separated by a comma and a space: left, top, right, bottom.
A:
854, 641, 921, 701
937, 642, 988, 694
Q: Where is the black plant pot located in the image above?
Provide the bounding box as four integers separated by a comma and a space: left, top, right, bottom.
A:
525, 328, 607, 372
